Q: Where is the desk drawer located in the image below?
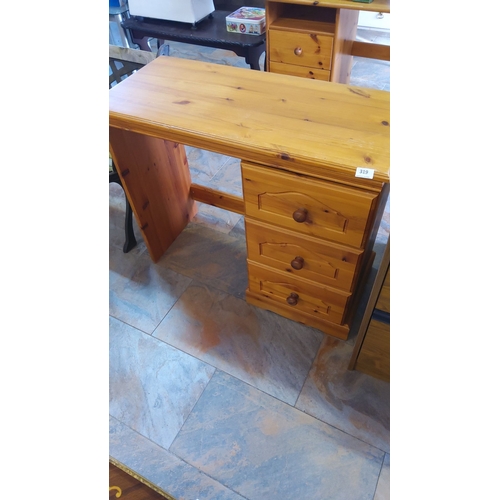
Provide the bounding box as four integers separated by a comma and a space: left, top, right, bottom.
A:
269, 61, 331, 81
242, 162, 380, 248
269, 29, 333, 70
248, 262, 351, 325
245, 219, 363, 292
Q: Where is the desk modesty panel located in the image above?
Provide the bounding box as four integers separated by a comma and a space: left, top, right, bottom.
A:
109, 56, 390, 339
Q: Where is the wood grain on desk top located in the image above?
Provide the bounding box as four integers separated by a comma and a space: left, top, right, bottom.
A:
109, 56, 390, 184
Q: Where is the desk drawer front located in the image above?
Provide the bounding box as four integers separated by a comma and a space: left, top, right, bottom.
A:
269, 29, 333, 70
245, 219, 362, 292
269, 61, 331, 80
242, 163, 379, 248
248, 262, 350, 325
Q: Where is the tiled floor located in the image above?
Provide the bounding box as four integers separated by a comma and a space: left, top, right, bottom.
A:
110, 29, 390, 500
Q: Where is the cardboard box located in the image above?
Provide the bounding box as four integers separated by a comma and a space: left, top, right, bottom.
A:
226, 7, 266, 36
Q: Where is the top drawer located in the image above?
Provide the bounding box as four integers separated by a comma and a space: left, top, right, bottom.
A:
269, 29, 334, 70
242, 162, 380, 248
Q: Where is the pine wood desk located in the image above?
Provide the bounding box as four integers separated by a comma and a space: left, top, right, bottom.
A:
109, 56, 390, 339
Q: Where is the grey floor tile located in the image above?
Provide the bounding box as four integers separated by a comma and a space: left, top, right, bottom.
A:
109, 317, 216, 449
154, 282, 323, 405
204, 156, 243, 197
109, 246, 193, 334
171, 371, 385, 500
228, 216, 246, 239
110, 416, 246, 500
374, 454, 390, 500
186, 146, 232, 185
350, 57, 390, 91
191, 204, 244, 235
157, 224, 248, 299
296, 336, 390, 453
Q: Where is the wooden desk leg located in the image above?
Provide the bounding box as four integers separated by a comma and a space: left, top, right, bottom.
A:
109, 127, 197, 262
332, 9, 359, 84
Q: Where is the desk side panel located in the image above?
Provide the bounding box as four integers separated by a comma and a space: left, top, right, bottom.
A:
109, 128, 197, 262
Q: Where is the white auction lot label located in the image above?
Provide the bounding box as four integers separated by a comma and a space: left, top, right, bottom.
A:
355, 167, 375, 179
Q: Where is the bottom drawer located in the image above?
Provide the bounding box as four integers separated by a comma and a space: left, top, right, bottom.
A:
269, 61, 331, 81
247, 261, 351, 326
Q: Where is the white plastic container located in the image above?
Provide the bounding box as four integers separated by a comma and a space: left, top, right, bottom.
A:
128, 0, 215, 24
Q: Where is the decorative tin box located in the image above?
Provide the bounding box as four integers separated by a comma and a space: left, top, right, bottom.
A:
226, 7, 266, 36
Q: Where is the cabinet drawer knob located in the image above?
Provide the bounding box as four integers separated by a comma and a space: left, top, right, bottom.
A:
291, 256, 305, 270
286, 292, 299, 306
294, 47, 303, 56
293, 208, 308, 223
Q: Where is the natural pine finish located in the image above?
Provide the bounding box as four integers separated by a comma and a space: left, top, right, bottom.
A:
109, 57, 390, 185
349, 238, 390, 379
265, 0, 390, 83
351, 41, 390, 62
376, 266, 390, 313
245, 219, 363, 292
269, 60, 331, 80
109, 128, 197, 263
109, 56, 389, 337
353, 318, 390, 381
331, 8, 358, 83
242, 161, 382, 339
241, 162, 381, 248
190, 183, 245, 215
248, 261, 351, 324
269, 29, 334, 70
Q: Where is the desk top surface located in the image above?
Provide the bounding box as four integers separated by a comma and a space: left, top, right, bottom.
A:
109, 56, 390, 184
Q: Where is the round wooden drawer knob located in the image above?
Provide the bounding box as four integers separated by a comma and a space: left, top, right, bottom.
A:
286, 292, 299, 306
294, 47, 303, 56
293, 208, 308, 223
291, 256, 305, 270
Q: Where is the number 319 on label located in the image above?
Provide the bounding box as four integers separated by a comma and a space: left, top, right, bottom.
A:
355, 167, 375, 179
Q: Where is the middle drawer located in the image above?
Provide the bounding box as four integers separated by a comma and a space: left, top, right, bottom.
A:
245, 219, 363, 292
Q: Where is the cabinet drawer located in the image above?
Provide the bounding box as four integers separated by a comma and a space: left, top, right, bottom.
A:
269, 61, 331, 81
245, 219, 363, 292
269, 29, 333, 70
242, 162, 380, 248
248, 262, 351, 325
